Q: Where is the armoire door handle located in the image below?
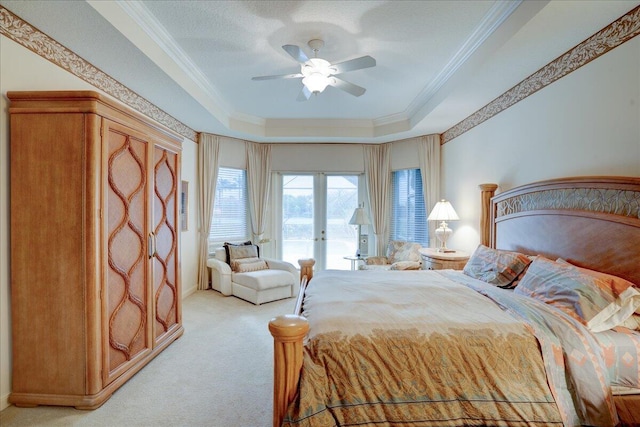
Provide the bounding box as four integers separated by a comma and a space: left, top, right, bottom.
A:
148, 233, 155, 259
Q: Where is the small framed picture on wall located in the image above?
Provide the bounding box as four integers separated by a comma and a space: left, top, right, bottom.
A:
180, 180, 188, 231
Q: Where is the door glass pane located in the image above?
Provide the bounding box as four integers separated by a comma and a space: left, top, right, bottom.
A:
282, 175, 314, 266
325, 175, 358, 270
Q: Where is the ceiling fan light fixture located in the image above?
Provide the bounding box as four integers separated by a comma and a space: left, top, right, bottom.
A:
252, 39, 375, 100
302, 72, 330, 93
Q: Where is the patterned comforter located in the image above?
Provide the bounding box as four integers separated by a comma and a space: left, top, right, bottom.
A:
282, 269, 618, 427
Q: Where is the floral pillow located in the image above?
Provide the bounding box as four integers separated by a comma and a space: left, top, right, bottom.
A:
514, 257, 640, 332
463, 245, 532, 288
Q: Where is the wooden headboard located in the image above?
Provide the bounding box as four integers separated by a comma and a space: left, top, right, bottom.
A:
480, 176, 640, 286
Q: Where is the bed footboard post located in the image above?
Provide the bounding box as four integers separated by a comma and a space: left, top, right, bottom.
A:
479, 183, 498, 247
269, 314, 309, 427
298, 258, 315, 283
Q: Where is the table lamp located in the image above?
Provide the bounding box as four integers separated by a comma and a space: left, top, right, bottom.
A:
428, 200, 459, 252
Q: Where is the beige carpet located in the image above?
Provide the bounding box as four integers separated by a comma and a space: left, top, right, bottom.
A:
0, 290, 296, 427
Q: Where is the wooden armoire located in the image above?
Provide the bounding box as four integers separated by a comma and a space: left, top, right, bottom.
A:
8, 91, 184, 409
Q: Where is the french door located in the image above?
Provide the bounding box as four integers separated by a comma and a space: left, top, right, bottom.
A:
280, 174, 360, 271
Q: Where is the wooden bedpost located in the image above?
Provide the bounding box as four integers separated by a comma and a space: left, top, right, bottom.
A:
269, 314, 309, 427
298, 258, 315, 283
479, 184, 498, 247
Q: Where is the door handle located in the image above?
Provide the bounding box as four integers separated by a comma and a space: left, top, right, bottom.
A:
148, 232, 157, 258
148, 233, 154, 258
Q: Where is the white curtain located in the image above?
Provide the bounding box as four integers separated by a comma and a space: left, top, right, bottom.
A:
197, 133, 220, 290
363, 143, 392, 256
419, 135, 441, 248
246, 142, 272, 244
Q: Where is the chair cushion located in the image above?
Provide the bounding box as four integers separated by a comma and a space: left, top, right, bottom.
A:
232, 269, 295, 291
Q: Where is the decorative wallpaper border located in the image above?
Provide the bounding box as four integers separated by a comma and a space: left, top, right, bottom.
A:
441, 5, 640, 144
2, 5, 638, 146
0, 7, 198, 142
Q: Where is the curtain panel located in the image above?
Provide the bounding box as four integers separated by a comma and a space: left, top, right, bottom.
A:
246, 142, 272, 244
418, 135, 440, 248
197, 133, 220, 290
363, 143, 392, 256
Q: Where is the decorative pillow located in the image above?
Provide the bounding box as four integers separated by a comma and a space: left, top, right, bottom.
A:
514, 257, 640, 332
621, 314, 640, 330
224, 241, 258, 264
227, 244, 259, 262
556, 258, 639, 298
390, 261, 422, 270
231, 257, 268, 273
463, 245, 532, 288
387, 241, 422, 263
509, 256, 536, 289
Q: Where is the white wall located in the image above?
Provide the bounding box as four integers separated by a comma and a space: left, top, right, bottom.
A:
180, 139, 199, 297
0, 36, 199, 409
442, 37, 640, 254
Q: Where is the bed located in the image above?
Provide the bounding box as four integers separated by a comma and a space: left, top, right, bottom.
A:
269, 176, 640, 427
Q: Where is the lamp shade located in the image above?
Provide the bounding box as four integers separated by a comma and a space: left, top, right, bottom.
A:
428, 200, 459, 221
349, 207, 370, 225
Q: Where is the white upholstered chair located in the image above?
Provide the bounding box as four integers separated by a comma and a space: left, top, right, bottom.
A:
207, 245, 299, 305
359, 240, 423, 270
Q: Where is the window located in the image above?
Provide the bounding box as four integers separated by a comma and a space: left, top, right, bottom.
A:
391, 168, 428, 246
209, 167, 248, 243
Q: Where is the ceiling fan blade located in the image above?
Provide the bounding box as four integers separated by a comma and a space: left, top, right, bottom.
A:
330, 56, 376, 74
328, 77, 366, 97
296, 86, 312, 102
251, 73, 303, 81
282, 44, 310, 64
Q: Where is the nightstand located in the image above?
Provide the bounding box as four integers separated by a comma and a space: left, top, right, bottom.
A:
419, 248, 469, 270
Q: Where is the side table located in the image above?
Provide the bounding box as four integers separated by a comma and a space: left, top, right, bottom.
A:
343, 255, 365, 270
419, 248, 469, 270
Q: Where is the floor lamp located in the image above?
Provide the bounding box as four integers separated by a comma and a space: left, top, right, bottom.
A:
349, 204, 370, 257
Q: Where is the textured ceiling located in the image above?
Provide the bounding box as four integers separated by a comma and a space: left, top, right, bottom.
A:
2, 0, 638, 143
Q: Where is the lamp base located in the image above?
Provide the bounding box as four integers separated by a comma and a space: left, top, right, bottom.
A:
434, 222, 453, 252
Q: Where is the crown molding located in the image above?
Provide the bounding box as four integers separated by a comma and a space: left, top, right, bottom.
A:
0, 5, 197, 141
88, 0, 234, 126
441, 4, 640, 143
404, 0, 522, 121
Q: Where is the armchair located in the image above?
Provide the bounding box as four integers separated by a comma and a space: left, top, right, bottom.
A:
207, 244, 299, 305
360, 240, 423, 270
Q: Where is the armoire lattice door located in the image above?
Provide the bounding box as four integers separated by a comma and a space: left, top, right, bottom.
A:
152, 146, 180, 345
104, 120, 153, 385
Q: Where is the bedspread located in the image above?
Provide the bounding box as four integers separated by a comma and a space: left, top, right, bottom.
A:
282, 269, 617, 427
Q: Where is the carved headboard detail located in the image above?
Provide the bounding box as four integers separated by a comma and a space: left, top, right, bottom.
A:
480, 176, 640, 286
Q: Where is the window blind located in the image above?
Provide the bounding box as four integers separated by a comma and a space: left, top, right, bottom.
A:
391, 168, 428, 245
209, 167, 248, 242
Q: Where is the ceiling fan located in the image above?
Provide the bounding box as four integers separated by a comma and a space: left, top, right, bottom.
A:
251, 39, 376, 101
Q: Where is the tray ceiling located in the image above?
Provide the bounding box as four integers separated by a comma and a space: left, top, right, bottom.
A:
1, 0, 638, 143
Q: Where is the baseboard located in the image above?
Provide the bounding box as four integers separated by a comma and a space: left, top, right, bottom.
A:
182, 284, 197, 298
1, 391, 10, 410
